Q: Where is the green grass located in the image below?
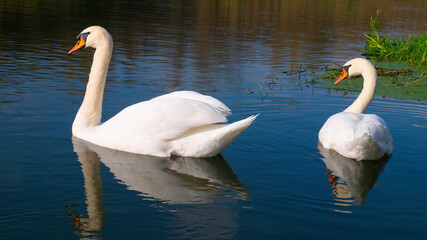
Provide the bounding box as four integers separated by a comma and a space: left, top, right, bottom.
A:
241, 63, 426, 102
362, 10, 427, 68
243, 11, 426, 102
303, 10, 427, 102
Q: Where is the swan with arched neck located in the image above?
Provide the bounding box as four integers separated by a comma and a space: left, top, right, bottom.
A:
69, 26, 257, 157
318, 58, 393, 160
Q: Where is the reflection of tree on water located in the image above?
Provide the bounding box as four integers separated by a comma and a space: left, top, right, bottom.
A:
69, 137, 248, 238
318, 142, 390, 212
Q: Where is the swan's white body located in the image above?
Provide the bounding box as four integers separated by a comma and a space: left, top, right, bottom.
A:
70, 26, 257, 157
319, 58, 393, 160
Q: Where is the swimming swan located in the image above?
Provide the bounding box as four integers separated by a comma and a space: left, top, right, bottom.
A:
69, 26, 257, 157
318, 58, 393, 160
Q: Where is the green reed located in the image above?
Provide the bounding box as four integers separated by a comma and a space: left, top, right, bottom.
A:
363, 10, 427, 68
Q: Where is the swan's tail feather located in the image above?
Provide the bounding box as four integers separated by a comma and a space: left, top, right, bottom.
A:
171, 114, 259, 157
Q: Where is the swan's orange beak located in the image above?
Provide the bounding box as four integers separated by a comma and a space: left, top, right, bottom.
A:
335, 68, 349, 85
68, 36, 86, 55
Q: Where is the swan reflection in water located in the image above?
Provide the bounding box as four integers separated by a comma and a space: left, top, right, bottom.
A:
69, 137, 249, 238
318, 142, 390, 212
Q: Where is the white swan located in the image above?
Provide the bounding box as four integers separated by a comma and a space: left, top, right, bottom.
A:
319, 58, 393, 160
68, 26, 257, 157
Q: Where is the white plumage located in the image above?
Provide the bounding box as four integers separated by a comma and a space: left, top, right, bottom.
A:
319, 112, 393, 160
318, 58, 393, 160
69, 26, 257, 157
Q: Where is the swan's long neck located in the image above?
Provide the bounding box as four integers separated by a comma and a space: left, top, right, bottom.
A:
344, 67, 377, 114
73, 42, 112, 131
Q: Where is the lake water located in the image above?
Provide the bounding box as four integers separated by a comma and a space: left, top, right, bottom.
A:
1, 0, 426, 239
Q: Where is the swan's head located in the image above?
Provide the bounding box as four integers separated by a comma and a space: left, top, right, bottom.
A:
68, 26, 113, 55
335, 58, 375, 85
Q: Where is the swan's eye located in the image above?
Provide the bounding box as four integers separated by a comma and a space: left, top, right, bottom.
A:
69, 32, 91, 55
76, 32, 90, 41
343, 64, 351, 72
343, 65, 351, 73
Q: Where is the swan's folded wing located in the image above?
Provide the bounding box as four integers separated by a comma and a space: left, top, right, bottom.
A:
99, 96, 229, 141
152, 91, 231, 116
356, 114, 392, 145
319, 112, 360, 148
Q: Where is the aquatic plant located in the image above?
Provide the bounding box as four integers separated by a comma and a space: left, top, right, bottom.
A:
311, 62, 426, 102
240, 73, 280, 100
244, 10, 426, 102
284, 61, 425, 102
292, 10, 427, 102
363, 10, 427, 68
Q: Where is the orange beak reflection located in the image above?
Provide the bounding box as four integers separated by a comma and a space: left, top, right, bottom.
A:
335, 68, 349, 85
68, 36, 86, 55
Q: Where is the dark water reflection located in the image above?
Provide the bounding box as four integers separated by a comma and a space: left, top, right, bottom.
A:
318, 142, 389, 211
1, 0, 426, 239
73, 137, 248, 205
72, 137, 247, 239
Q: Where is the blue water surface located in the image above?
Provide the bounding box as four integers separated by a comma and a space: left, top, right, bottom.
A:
0, 1, 426, 239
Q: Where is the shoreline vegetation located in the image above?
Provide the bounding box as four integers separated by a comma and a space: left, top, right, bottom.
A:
243, 10, 426, 102
318, 10, 426, 102
311, 62, 426, 102
363, 10, 426, 69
